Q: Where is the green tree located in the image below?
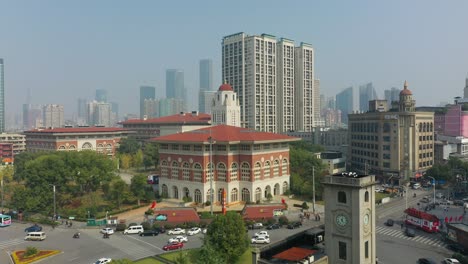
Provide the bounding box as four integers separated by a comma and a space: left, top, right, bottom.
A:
130, 174, 147, 206
204, 211, 249, 263
118, 137, 140, 154
13, 152, 42, 182
109, 179, 129, 209
174, 251, 190, 264
120, 154, 132, 170
143, 143, 159, 170
196, 242, 225, 264
133, 149, 144, 170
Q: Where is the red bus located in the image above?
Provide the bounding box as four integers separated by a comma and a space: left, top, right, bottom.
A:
404, 207, 440, 233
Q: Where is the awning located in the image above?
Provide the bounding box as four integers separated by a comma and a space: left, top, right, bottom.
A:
272, 247, 316, 261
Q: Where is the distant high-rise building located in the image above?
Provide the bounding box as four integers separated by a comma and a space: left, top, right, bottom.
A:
159, 98, 185, 117
336, 87, 354, 125
23, 104, 42, 130
211, 83, 241, 127
140, 86, 156, 118
111, 102, 119, 125
87, 101, 111, 127
166, 70, 184, 100
42, 104, 64, 128
313, 79, 321, 127
463, 75, 468, 99
95, 89, 107, 103
77, 98, 87, 119
198, 90, 216, 114
0, 59, 5, 132
222, 33, 317, 133
359, 82, 377, 112
199, 59, 213, 91
384, 87, 400, 107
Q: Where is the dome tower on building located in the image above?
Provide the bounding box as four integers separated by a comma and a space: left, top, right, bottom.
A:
211, 82, 241, 127
399, 80, 415, 112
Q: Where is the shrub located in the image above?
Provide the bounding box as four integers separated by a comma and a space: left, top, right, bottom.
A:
183, 196, 193, 203
284, 190, 291, 196
266, 193, 273, 201
266, 218, 276, 225
301, 202, 309, 210
205, 201, 211, 206
24, 247, 38, 258
278, 216, 289, 226
141, 221, 151, 230
116, 223, 127, 231
256, 200, 261, 204
144, 209, 154, 216
200, 212, 215, 219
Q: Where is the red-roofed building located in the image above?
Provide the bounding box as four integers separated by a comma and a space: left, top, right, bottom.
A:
152, 207, 200, 224
242, 204, 287, 221
119, 111, 211, 142
152, 124, 300, 204
24, 127, 134, 157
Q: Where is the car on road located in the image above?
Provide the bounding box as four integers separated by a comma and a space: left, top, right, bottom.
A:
93, 258, 112, 264
436, 192, 444, 199
267, 223, 281, 230
412, 183, 421, 189
385, 219, 394, 227
254, 231, 269, 238
287, 222, 302, 229
139, 230, 159, 237
168, 235, 188, 243
154, 227, 166, 234
249, 223, 263, 229
163, 242, 184, 251
202, 228, 207, 234
453, 200, 464, 206
187, 227, 201, 236
417, 258, 436, 264
420, 198, 430, 203
251, 236, 270, 244
100, 228, 114, 235
443, 258, 460, 264
24, 224, 42, 232
168, 228, 186, 235
123, 225, 144, 235
405, 228, 416, 237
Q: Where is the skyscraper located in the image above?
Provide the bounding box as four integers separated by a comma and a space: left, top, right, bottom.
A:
42, 104, 64, 128
166, 70, 184, 100
222, 33, 317, 133
359, 82, 377, 112
336, 87, 354, 125
0, 59, 5, 132
87, 101, 111, 127
199, 59, 213, 91
384, 87, 400, 107
95, 89, 107, 103
140, 86, 155, 118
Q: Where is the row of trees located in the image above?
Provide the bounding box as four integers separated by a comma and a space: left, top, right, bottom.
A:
118, 138, 159, 170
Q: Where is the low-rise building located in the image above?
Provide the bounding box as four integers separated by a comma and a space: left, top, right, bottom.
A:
0, 133, 26, 155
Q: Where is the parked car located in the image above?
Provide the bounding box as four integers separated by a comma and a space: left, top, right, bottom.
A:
267, 223, 281, 230
453, 200, 464, 206
93, 258, 112, 264
123, 225, 144, 235
412, 183, 421, 189
154, 227, 166, 234
443, 258, 461, 264
417, 258, 436, 264
447, 243, 466, 254
420, 198, 430, 203
287, 222, 302, 229
249, 223, 263, 229
202, 228, 207, 234
187, 227, 201, 236
385, 219, 394, 227
168, 228, 186, 235
405, 228, 416, 237
168, 235, 188, 243
100, 228, 114, 235
139, 230, 159, 237
163, 242, 184, 251
24, 224, 42, 232
251, 236, 270, 244
436, 193, 444, 199
254, 231, 269, 238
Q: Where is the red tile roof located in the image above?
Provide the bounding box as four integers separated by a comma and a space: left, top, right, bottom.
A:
120, 112, 211, 125
153, 207, 200, 223
242, 204, 287, 220
272, 247, 316, 261
24, 127, 129, 133
152, 124, 300, 143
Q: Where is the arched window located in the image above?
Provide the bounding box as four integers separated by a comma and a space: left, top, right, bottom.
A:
231, 188, 238, 202
206, 163, 214, 182
82, 142, 92, 150
254, 162, 262, 181
282, 159, 288, 175
193, 163, 202, 182
274, 183, 280, 195
264, 161, 271, 178
172, 186, 179, 199
230, 163, 238, 181
218, 188, 225, 202
217, 163, 227, 182
171, 161, 179, 179
255, 187, 262, 202
161, 160, 169, 178
183, 187, 190, 198
338, 191, 347, 203
161, 184, 168, 198
58, 145, 66, 150
69, 145, 76, 151
182, 162, 190, 181
241, 162, 250, 181
194, 189, 202, 203
282, 181, 288, 194
241, 188, 250, 202
273, 160, 280, 177
365, 191, 369, 202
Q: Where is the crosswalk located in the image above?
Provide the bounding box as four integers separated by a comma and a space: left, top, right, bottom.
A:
0, 238, 26, 250
376, 226, 446, 247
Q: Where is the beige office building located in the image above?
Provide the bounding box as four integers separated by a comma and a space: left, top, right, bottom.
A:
348, 81, 434, 181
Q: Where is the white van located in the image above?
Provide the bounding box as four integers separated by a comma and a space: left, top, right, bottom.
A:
412, 183, 421, 189
25, 232, 46, 241
123, 225, 144, 235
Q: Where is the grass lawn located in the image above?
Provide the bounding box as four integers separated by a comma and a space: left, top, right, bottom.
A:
134, 258, 164, 264
376, 192, 391, 202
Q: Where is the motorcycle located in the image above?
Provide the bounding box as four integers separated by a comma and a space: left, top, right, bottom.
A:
73, 232, 80, 239
103, 233, 110, 239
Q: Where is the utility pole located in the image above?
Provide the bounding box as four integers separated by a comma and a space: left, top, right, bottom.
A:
312, 166, 316, 214
428, 176, 436, 205
53, 185, 56, 220
209, 134, 214, 216
1, 179, 4, 213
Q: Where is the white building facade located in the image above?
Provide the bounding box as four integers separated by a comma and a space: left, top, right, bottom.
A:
211, 83, 241, 127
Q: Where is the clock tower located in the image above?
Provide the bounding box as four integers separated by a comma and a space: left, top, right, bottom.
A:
323, 172, 376, 264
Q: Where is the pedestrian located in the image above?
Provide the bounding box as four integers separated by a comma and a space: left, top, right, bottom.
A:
65, 220, 68, 226
401, 223, 403, 229
69, 221, 73, 228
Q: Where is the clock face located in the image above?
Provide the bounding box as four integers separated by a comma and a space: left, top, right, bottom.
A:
364, 214, 370, 225
335, 214, 349, 227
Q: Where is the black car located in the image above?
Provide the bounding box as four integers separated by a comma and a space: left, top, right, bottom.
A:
453, 200, 464, 206
25, 224, 42, 232
417, 258, 437, 264
154, 227, 166, 234
139, 230, 159, 237
385, 219, 394, 227
287, 222, 302, 229
405, 228, 416, 237
267, 224, 281, 230
447, 243, 466, 254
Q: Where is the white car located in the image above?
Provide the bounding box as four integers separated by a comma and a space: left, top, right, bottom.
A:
254, 231, 269, 238
100, 228, 114, 235
93, 258, 112, 264
202, 228, 207, 234
168, 228, 186, 235
168, 235, 188, 243
444, 258, 460, 264
251, 236, 270, 244
187, 227, 201, 236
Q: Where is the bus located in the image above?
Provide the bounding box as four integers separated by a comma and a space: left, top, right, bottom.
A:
404, 207, 439, 233
0, 214, 12, 227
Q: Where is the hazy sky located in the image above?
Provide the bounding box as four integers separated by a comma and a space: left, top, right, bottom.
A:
2, 0, 468, 119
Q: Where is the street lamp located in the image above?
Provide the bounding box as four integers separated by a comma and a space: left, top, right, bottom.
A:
427, 176, 436, 205
312, 166, 316, 214
49, 184, 56, 220
208, 135, 215, 216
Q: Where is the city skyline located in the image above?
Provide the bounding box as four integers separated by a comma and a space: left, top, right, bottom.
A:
1, 1, 468, 123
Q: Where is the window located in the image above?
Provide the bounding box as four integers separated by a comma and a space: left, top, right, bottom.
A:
338, 191, 347, 203
240, 145, 250, 151
193, 163, 202, 182
182, 145, 190, 151
365, 241, 369, 258
254, 145, 261, 150
231, 188, 238, 202
241, 188, 250, 202
217, 145, 226, 151
194, 189, 202, 203
241, 162, 250, 181
273, 160, 279, 177
339, 241, 347, 260
171, 161, 179, 179
230, 163, 238, 181
230, 145, 238, 151
161, 160, 169, 178
194, 145, 202, 151
264, 161, 271, 178
254, 162, 262, 180
171, 144, 179, 150
217, 163, 227, 182
282, 159, 288, 175
365, 191, 369, 202
206, 163, 214, 181
160, 144, 168, 150
182, 162, 190, 181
